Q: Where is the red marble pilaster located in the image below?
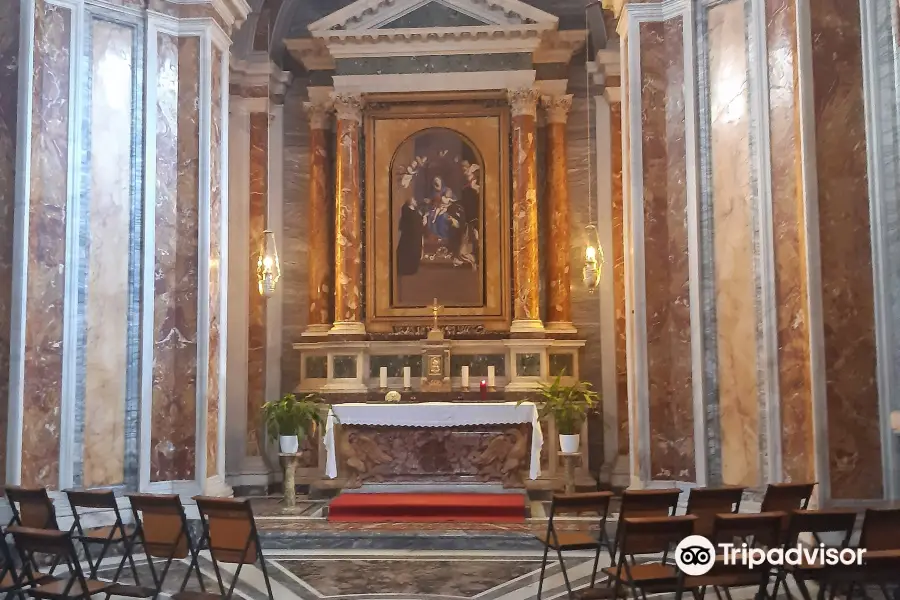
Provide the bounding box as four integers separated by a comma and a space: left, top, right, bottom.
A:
331, 93, 365, 334
508, 88, 543, 333
247, 111, 268, 456
766, 0, 815, 484
809, 0, 882, 500
22, 0, 72, 488
151, 34, 200, 482
639, 18, 695, 481
304, 101, 332, 333
610, 101, 629, 459
542, 95, 574, 331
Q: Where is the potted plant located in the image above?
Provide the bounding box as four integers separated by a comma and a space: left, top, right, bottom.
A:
262, 393, 328, 454
529, 375, 598, 454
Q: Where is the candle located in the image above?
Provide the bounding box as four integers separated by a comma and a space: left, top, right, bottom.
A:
379, 366, 388, 389
461, 366, 469, 389
480, 380, 487, 399
403, 366, 411, 389
487, 366, 496, 388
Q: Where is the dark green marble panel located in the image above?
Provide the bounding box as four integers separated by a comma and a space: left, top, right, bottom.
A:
335, 53, 532, 75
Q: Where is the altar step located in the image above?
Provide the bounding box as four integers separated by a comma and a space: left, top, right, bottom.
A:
327, 492, 527, 523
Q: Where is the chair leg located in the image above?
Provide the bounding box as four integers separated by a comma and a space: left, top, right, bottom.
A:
257, 554, 276, 600
590, 547, 601, 588
556, 549, 574, 599
536, 545, 550, 600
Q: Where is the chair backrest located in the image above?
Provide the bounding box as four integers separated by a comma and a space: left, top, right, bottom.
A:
7, 526, 73, 560
620, 488, 681, 519
126, 494, 190, 559
760, 483, 815, 513
194, 496, 259, 565
549, 492, 614, 518
858, 508, 900, 552
785, 509, 857, 548
712, 512, 785, 549
65, 489, 118, 510
5, 486, 58, 529
619, 515, 696, 557
686, 487, 744, 538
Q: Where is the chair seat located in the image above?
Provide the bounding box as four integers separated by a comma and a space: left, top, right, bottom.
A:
540, 532, 600, 550
603, 563, 679, 583
32, 578, 111, 597
79, 525, 134, 543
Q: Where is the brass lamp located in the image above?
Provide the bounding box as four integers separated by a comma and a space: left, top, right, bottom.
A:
257, 230, 281, 297
583, 224, 603, 292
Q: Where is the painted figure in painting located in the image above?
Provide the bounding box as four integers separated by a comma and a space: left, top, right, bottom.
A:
392, 128, 483, 306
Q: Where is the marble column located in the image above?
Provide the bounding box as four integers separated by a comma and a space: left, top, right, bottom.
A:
542, 95, 575, 334
508, 88, 544, 334
330, 93, 365, 336
304, 101, 333, 335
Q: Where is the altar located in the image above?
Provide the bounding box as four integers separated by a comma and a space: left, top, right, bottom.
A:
323, 402, 543, 488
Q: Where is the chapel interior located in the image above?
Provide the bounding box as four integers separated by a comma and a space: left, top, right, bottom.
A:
0, 0, 899, 597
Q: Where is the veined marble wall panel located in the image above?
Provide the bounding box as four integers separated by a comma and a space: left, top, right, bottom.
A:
151, 33, 200, 482
610, 102, 628, 460
707, 1, 759, 487
0, 0, 20, 486
81, 18, 136, 488
247, 111, 268, 456
765, 0, 814, 483
207, 45, 224, 477
22, 0, 72, 488
809, 0, 882, 499
639, 18, 695, 481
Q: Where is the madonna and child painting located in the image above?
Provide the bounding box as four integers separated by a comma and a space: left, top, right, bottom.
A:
391, 128, 484, 307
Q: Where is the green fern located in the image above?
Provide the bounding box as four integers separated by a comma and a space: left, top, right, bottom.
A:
261, 393, 329, 441
521, 374, 599, 435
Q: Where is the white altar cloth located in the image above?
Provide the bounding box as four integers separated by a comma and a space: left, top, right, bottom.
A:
324, 402, 543, 480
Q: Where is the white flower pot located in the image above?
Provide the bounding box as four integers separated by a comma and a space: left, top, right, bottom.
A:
279, 435, 299, 454
559, 434, 580, 454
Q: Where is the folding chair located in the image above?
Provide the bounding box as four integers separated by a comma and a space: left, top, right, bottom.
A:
185, 496, 274, 600
7, 525, 113, 600
775, 509, 858, 600
760, 483, 815, 543
611, 488, 682, 561
65, 489, 142, 584
535, 492, 615, 600
853, 508, 900, 598
602, 515, 696, 600
683, 512, 784, 600
126, 494, 205, 600
685, 487, 745, 539
5, 486, 60, 529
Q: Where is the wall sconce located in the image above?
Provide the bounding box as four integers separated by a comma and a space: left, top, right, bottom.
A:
257, 230, 281, 297
583, 224, 603, 293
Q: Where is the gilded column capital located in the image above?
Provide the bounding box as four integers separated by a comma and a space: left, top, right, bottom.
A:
303, 101, 333, 130
331, 93, 365, 124
541, 94, 574, 124
507, 87, 540, 118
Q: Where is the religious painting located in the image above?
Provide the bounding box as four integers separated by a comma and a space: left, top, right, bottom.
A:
365, 99, 510, 332
392, 128, 483, 307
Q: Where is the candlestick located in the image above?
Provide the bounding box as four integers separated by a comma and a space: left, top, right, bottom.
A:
379, 366, 388, 389
487, 366, 496, 390
461, 366, 469, 390
403, 366, 411, 390
480, 380, 487, 400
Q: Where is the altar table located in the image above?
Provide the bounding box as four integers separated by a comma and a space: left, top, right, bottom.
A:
324, 402, 543, 480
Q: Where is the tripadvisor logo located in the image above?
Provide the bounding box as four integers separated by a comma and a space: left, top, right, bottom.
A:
674, 535, 866, 576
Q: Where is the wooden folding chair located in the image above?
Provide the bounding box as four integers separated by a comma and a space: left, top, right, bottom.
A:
683, 512, 784, 600
65, 489, 142, 585
536, 492, 615, 600
183, 496, 274, 600
685, 487, 744, 539
7, 525, 112, 600
774, 509, 858, 600
126, 494, 205, 600
853, 508, 900, 597
5, 486, 60, 529
760, 483, 815, 543
602, 515, 696, 600
611, 488, 682, 561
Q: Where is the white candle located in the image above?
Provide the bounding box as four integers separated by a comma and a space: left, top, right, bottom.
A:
461, 366, 469, 388
403, 366, 411, 388
379, 366, 388, 388
487, 366, 496, 387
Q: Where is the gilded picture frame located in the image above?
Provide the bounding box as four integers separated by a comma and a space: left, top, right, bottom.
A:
365, 99, 511, 332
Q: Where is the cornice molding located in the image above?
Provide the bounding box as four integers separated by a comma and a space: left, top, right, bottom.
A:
230, 55, 292, 96
284, 38, 335, 70
533, 29, 586, 64
163, 0, 252, 30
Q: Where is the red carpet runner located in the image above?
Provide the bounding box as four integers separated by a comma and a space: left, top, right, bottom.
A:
328, 493, 526, 523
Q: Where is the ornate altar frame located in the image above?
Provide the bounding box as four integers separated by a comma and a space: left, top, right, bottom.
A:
364, 95, 512, 332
